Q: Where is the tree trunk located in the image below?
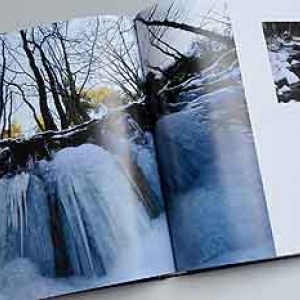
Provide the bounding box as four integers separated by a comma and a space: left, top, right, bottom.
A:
20, 30, 57, 131
135, 17, 235, 48
37, 44, 69, 129
59, 36, 90, 124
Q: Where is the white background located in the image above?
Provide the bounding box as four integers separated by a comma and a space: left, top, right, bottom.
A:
2, 0, 300, 299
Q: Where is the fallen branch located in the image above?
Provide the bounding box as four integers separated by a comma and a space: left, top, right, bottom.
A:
135, 17, 235, 47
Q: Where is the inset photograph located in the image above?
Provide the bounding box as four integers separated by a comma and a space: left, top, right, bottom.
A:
263, 22, 300, 103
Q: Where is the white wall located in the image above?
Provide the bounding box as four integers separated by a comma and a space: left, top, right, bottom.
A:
2, 0, 300, 299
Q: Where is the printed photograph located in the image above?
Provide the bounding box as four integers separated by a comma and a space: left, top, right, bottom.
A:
0, 13, 175, 300
0, 1, 279, 299
137, 0, 276, 271
263, 22, 300, 103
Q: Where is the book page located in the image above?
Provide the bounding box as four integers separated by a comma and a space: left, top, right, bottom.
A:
135, 0, 276, 272
229, 0, 300, 258
0, 12, 175, 300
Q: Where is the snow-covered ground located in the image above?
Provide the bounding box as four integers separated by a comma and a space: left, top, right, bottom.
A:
266, 37, 300, 103
0, 143, 174, 300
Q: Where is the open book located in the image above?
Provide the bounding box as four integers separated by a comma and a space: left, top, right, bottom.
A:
0, 0, 298, 299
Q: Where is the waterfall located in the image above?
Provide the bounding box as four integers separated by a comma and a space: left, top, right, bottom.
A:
0, 173, 55, 277
0, 143, 155, 279
0, 143, 174, 299
39, 144, 150, 278
156, 86, 275, 270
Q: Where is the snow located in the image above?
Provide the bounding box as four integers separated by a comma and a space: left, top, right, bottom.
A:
185, 39, 205, 58
268, 50, 289, 64
273, 64, 299, 84
283, 68, 299, 84
291, 59, 300, 66
266, 37, 300, 103
0, 173, 55, 277
280, 38, 300, 48
0, 143, 174, 300
268, 49, 300, 85
279, 85, 292, 94
89, 103, 108, 119
268, 50, 300, 84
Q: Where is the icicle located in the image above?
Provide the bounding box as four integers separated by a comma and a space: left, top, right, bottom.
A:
0, 172, 55, 277
45, 144, 152, 277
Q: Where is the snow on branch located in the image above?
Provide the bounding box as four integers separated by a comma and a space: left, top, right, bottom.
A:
157, 51, 239, 96
0, 118, 100, 150
135, 17, 235, 47
0, 117, 105, 175
0, 97, 148, 174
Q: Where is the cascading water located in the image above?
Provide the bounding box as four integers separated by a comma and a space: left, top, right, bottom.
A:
0, 141, 174, 300
0, 143, 152, 278
37, 144, 151, 278
0, 172, 55, 277
100, 131, 165, 211
0, 142, 163, 278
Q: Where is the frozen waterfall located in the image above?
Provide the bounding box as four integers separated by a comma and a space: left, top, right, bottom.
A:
39, 144, 151, 277
156, 86, 276, 270
0, 142, 173, 295
0, 173, 55, 277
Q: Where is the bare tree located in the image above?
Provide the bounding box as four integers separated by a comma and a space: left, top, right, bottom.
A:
135, 3, 234, 48
96, 17, 143, 101
0, 37, 6, 121
0, 20, 101, 133
20, 29, 58, 131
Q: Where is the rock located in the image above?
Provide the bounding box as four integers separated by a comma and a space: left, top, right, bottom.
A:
278, 85, 292, 94
276, 78, 289, 88
293, 44, 300, 51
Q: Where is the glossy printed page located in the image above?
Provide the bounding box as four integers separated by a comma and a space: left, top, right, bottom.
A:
135, 0, 276, 272
0, 13, 175, 300
262, 22, 300, 104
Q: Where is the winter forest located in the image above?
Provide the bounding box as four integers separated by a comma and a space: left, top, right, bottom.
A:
263, 22, 300, 103
0, 0, 276, 299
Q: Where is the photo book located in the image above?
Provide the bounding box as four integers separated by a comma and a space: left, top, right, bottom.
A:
0, 0, 300, 299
